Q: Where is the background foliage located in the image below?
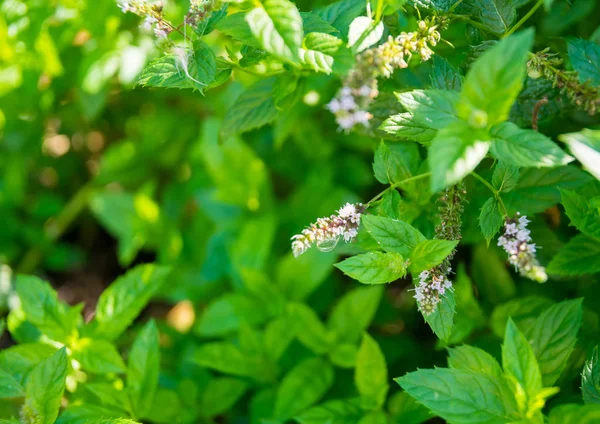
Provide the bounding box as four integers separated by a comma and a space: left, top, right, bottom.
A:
1, 0, 600, 423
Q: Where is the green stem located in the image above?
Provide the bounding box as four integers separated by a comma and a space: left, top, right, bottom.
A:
503, 0, 543, 37
16, 184, 96, 274
448, 0, 465, 13
365, 172, 432, 207
471, 172, 509, 217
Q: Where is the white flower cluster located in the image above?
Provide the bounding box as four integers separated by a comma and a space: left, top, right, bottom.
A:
118, 1, 171, 39
498, 215, 547, 283
291, 203, 362, 257
326, 87, 375, 130
413, 269, 453, 315
327, 18, 442, 132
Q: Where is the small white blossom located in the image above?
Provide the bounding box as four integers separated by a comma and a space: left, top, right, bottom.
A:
291, 203, 362, 257
154, 27, 168, 38
326, 99, 341, 113
142, 16, 158, 29
339, 95, 356, 111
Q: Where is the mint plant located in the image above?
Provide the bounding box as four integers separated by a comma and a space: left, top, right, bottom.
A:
1, 0, 600, 422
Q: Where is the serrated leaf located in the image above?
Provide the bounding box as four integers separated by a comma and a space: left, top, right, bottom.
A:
22, 348, 68, 424
361, 215, 427, 257
457, 29, 534, 126
274, 357, 334, 419
430, 56, 463, 91
492, 162, 520, 192
372, 141, 416, 185
303, 32, 342, 54
299, 48, 334, 73
347, 16, 384, 52
583, 346, 600, 404
335, 251, 407, 284
396, 368, 518, 423
71, 339, 126, 375
490, 122, 573, 167
547, 234, 600, 275
561, 189, 600, 238
429, 121, 491, 192
567, 38, 600, 86
216, 13, 262, 48
315, 0, 366, 38
92, 264, 170, 341
382, 90, 460, 143
502, 166, 592, 214
301, 12, 339, 34
355, 333, 388, 409
479, 197, 504, 245
503, 319, 543, 413
409, 240, 459, 273
137, 43, 216, 92
459, 0, 516, 36
560, 129, 600, 180
528, 299, 583, 386
246, 0, 303, 63
127, 320, 159, 419
222, 78, 278, 137
490, 296, 554, 338
448, 345, 504, 380
423, 290, 456, 342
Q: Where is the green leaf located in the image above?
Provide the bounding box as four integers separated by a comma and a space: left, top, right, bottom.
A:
358, 410, 388, 424
460, 0, 516, 35
567, 38, 600, 86
547, 234, 600, 275
328, 343, 358, 368
372, 141, 416, 185
303, 32, 342, 54
216, 13, 261, 47
222, 78, 278, 137
295, 398, 363, 424
528, 299, 583, 386
409, 240, 458, 273
388, 391, 433, 424
0, 344, 57, 385
355, 333, 388, 409
188, 342, 267, 381
274, 357, 334, 419
492, 162, 520, 192
361, 215, 427, 257
396, 368, 518, 424
429, 121, 491, 193
347, 16, 384, 52
0, 369, 24, 398
264, 315, 297, 361
448, 345, 504, 380
479, 197, 504, 245
502, 166, 592, 214
92, 264, 170, 341
490, 122, 573, 167
490, 296, 554, 338
430, 56, 463, 91
548, 404, 600, 424
56, 404, 128, 424
301, 12, 340, 34
288, 302, 333, 354
127, 320, 160, 419
457, 29, 534, 126
199, 377, 248, 417
315, 0, 366, 38
246, 0, 303, 63
328, 285, 384, 344
14, 275, 80, 343
335, 251, 407, 284
583, 346, 600, 404
503, 319, 543, 413
560, 129, 600, 180
423, 290, 456, 342
380, 90, 459, 143
137, 43, 216, 92
22, 348, 68, 424
561, 189, 600, 238
299, 48, 334, 73
71, 339, 126, 375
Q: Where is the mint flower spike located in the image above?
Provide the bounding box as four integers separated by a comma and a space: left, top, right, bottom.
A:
291, 203, 363, 257
327, 17, 443, 132
497, 214, 548, 283
413, 269, 453, 315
